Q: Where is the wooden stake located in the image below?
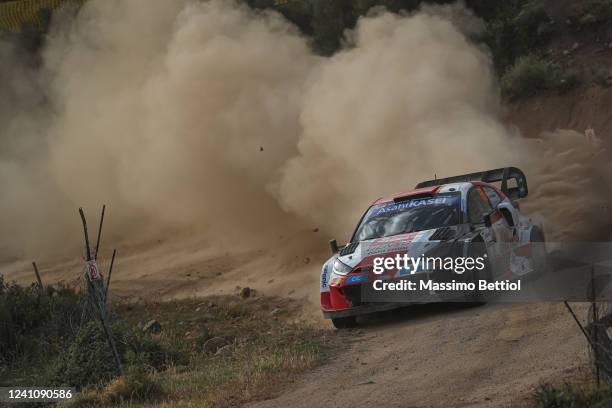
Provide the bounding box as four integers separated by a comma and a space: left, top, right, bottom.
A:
591, 266, 600, 387
94, 205, 106, 260
105, 249, 116, 302
32, 261, 43, 291
86, 274, 123, 375
79, 207, 92, 261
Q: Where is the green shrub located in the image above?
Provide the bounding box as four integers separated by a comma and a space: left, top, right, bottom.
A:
0, 279, 85, 364
49, 320, 185, 388
0, 280, 183, 391
477, 1, 557, 76
48, 320, 125, 387
535, 384, 612, 408
500, 54, 577, 98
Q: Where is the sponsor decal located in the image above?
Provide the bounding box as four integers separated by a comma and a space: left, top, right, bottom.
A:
320, 264, 330, 290
345, 274, 369, 284
363, 241, 412, 258
368, 196, 460, 218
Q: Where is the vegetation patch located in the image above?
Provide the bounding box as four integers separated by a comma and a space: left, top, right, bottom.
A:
0, 278, 343, 407
500, 54, 577, 99
535, 383, 612, 408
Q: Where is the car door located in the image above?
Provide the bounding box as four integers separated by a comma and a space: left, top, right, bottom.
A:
467, 186, 506, 279
482, 186, 514, 243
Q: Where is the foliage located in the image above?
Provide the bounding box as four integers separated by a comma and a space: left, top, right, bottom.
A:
0, 279, 85, 364
480, 1, 556, 75
500, 54, 577, 99
535, 384, 612, 408
0, 0, 591, 84
0, 280, 183, 391
48, 320, 184, 388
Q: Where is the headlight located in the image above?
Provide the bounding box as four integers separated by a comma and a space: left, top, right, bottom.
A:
332, 259, 352, 276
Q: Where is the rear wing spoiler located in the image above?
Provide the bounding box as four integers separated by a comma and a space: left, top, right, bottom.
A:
415, 167, 528, 199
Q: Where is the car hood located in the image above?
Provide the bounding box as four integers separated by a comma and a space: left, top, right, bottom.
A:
335, 225, 467, 270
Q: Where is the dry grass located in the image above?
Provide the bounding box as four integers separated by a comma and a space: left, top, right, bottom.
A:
65, 295, 345, 408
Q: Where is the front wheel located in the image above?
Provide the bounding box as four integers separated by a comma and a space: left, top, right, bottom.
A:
331, 316, 357, 329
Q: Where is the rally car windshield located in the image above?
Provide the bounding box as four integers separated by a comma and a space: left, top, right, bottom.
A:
353, 194, 461, 242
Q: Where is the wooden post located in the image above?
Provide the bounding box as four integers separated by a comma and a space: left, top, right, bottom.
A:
564, 301, 594, 345
591, 266, 600, 387
105, 249, 116, 302
86, 273, 123, 375
78, 207, 92, 261
94, 205, 106, 260
79, 207, 122, 376
32, 261, 43, 291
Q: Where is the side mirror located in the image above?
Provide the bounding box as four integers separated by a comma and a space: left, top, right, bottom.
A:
329, 239, 339, 254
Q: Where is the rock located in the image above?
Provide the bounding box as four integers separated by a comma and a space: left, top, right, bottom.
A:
195, 307, 201, 312
202, 336, 229, 353
269, 308, 282, 316
304, 257, 311, 264
240, 287, 252, 298
313, 228, 319, 232
142, 319, 162, 334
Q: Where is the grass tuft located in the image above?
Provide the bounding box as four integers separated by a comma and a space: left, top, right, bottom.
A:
535, 383, 612, 408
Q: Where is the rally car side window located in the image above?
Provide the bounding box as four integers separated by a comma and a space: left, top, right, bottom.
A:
483, 186, 502, 208
467, 187, 492, 224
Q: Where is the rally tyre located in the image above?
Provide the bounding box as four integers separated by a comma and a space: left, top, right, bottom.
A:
331, 316, 357, 329
530, 227, 548, 277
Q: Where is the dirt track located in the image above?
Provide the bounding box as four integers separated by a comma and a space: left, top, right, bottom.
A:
0, 236, 592, 407
250, 302, 589, 408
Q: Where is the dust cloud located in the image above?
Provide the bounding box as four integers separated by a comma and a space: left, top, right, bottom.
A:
522, 129, 612, 241
0, 0, 608, 259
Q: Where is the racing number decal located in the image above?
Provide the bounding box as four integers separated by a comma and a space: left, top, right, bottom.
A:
320, 263, 331, 292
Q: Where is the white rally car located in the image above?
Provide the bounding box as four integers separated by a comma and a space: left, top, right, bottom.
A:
320, 167, 547, 328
